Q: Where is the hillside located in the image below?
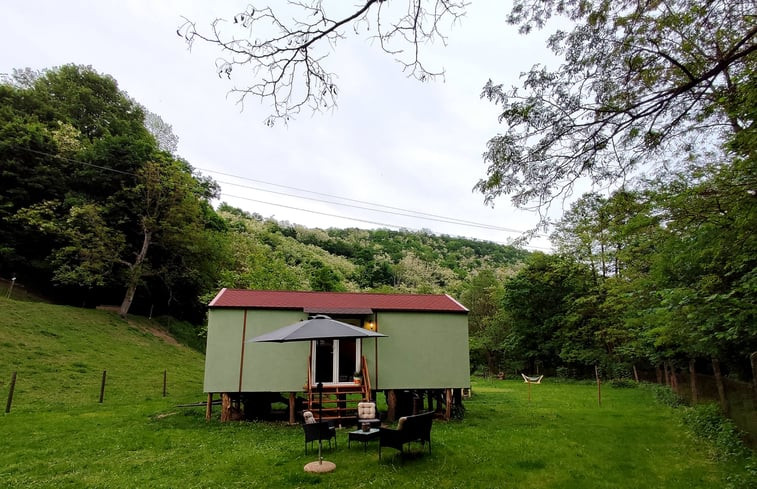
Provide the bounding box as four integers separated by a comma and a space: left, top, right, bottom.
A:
0, 297, 205, 411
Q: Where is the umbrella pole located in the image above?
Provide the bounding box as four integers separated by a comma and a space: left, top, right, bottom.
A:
318, 382, 323, 464
304, 381, 335, 473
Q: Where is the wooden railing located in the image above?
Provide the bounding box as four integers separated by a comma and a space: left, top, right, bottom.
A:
361, 355, 371, 397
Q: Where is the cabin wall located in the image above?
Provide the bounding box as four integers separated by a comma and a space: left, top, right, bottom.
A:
204, 309, 308, 393
375, 311, 470, 389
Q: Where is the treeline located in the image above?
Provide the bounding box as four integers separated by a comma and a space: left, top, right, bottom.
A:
0, 64, 527, 324
466, 146, 756, 384
3, 65, 753, 385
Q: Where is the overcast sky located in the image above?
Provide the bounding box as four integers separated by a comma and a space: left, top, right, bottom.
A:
1, 1, 566, 251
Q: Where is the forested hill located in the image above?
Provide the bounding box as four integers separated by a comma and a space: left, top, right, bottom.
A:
214, 203, 528, 297
0, 64, 527, 324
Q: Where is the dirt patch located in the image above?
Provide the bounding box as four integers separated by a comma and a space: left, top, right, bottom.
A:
127, 319, 180, 346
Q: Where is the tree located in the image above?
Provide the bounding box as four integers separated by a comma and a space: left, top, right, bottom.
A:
142, 109, 179, 154
182, 1, 754, 219
477, 0, 755, 213
460, 269, 507, 374
178, 0, 467, 125
118, 158, 210, 317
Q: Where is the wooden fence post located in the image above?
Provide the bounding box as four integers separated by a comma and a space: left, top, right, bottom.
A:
595, 365, 602, 407
162, 369, 167, 397
5, 371, 17, 413
99, 370, 107, 403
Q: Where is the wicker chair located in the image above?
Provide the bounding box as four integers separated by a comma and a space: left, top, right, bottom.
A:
302, 411, 337, 454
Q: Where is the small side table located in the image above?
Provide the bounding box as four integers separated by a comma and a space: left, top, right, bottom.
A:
348, 428, 380, 452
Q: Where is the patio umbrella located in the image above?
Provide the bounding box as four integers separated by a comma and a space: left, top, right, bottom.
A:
248, 314, 386, 343
250, 314, 387, 473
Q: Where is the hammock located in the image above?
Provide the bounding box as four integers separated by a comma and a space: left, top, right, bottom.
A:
521, 373, 544, 384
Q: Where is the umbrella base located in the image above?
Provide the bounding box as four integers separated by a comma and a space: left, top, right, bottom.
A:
304, 460, 336, 473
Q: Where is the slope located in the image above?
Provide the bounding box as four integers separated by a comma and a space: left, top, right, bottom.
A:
0, 297, 205, 412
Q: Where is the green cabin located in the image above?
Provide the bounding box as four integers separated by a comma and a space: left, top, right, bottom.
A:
204, 289, 470, 422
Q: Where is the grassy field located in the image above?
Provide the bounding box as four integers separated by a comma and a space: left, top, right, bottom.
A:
1, 297, 754, 488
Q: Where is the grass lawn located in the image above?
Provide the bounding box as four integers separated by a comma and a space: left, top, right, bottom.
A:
1, 298, 753, 488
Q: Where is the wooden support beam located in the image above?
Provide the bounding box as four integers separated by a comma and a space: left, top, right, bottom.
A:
386, 389, 397, 422
205, 393, 213, 421
289, 392, 296, 425
445, 388, 452, 421
221, 393, 231, 422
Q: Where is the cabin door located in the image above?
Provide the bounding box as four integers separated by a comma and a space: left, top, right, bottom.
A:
312, 338, 361, 385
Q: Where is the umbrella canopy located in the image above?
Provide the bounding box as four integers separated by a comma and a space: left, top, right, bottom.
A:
249, 314, 387, 343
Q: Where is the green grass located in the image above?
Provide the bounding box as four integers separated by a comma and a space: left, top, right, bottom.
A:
1, 297, 754, 488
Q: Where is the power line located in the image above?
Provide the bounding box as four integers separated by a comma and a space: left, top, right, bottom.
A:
221, 191, 552, 251
19, 147, 549, 249
198, 166, 533, 235
215, 178, 526, 233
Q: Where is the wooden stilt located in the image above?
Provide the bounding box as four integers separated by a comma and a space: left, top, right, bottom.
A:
386, 389, 397, 422
221, 393, 232, 422
289, 392, 296, 425
205, 393, 213, 421
445, 388, 452, 420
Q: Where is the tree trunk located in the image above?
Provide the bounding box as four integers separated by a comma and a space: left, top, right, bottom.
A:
689, 358, 698, 404
670, 368, 678, 393
632, 364, 639, 383
663, 362, 670, 386
750, 351, 757, 400
711, 357, 729, 415
119, 229, 152, 318
656, 365, 662, 384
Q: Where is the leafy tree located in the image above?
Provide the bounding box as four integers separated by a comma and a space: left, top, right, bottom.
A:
460, 269, 508, 374
478, 0, 754, 214
501, 252, 596, 373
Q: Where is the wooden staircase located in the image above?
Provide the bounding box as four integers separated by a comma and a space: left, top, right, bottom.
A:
306, 356, 372, 424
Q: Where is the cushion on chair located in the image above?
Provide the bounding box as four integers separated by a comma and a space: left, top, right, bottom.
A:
303, 411, 316, 424
357, 402, 376, 420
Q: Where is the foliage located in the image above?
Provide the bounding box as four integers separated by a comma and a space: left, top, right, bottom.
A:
0, 65, 224, 323
682, 403, 751, 460
608, 379, 637, 389
477, 0, 756, 215
649, 384, 686, 408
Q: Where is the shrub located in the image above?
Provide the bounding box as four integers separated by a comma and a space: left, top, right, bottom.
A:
650, 384, 686, 408
609, 378, 637, 389
682, 403, 750, 460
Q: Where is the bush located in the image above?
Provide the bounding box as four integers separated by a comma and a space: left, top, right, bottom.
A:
609, 378, 637, 389
682, 403, 750, 460
650, 384, 686, 408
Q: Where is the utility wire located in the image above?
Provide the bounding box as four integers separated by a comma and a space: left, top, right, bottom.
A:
216, 178, 525, 233
199, 166, 533, 234
221, 192, 551, 251
19, 147, 547, 248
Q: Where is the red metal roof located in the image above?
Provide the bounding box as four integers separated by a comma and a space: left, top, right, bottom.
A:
209, 289, 468, 313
